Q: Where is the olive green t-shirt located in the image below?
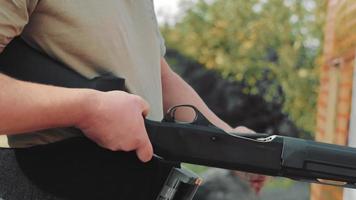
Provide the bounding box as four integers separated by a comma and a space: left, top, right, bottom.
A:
0, 0, 165, 147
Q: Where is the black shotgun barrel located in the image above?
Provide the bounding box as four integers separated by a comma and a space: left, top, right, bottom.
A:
280, 136, 356, 187
145, 120, 356, 188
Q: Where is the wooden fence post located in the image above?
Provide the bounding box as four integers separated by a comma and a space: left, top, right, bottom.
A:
313, 0, 356, 199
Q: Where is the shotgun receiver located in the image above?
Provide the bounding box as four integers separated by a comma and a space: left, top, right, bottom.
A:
1, 38, 356, 190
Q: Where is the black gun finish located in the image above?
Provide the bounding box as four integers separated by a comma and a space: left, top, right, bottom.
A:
281, 137, 356, 187
1, 37, 356, 189
144, 118, 356, 188
145, 120, 283, 174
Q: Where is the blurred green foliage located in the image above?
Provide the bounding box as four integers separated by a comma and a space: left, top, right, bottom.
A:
183, 163, 208, 175
162, 0, 326, 134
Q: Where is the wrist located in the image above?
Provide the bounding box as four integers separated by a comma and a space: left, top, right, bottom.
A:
73, 89, 103, 129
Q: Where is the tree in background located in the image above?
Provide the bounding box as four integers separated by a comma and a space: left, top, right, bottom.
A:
162, 0, 326, 135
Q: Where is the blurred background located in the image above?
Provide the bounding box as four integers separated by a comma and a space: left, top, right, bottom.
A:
154, 0, 356, 200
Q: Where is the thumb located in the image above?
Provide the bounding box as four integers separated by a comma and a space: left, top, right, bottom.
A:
136, 135, 153, 162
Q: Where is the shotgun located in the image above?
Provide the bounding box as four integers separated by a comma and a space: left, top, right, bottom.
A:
0, 38, 355, 191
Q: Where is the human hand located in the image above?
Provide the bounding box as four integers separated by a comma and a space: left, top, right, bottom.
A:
232, 126, 268, 194
77, 90, 153, 162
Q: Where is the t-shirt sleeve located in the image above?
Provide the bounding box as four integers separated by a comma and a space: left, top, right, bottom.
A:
0, 0, 38, 53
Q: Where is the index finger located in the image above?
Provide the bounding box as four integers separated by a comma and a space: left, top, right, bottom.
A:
135, 119, 153, 162
133, 95, 150, 117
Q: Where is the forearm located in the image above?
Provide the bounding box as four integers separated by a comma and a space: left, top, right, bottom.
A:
161, 59, 232, 132
0, 73, 97, 135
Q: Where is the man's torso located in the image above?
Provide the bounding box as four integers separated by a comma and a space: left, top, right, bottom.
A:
0, 0, 165, 147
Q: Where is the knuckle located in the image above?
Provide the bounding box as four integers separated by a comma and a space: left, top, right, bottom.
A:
132, 95, 149, 110
130, 95, 144, 104
125, 96, 144, 113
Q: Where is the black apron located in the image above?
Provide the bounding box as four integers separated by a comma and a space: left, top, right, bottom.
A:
0, 138, 175, 200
